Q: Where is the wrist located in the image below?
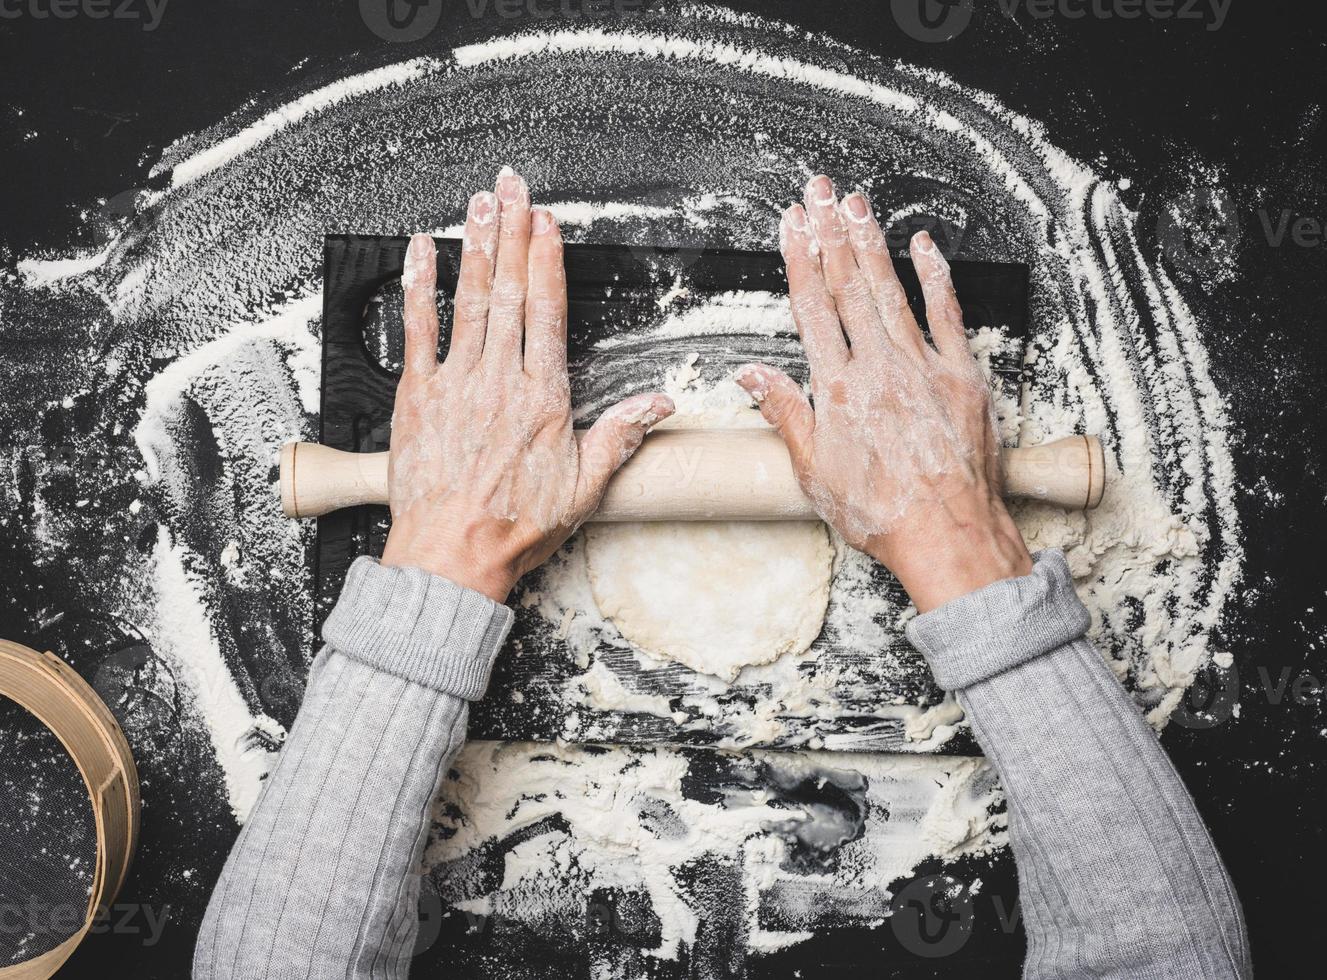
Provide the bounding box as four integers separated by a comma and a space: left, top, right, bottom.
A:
875, 507, 1033, 614
381, 517, 519, 604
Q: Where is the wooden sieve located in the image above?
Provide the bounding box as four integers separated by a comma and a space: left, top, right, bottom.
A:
0, 640, 140, 979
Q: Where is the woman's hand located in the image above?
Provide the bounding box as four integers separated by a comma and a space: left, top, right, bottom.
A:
381, 168, 674, 602
735, 175, 1032, 612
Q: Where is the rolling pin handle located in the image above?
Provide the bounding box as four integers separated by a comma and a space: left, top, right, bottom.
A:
280, 441, 391, 519
1000, 434, 1106, 511
279, 442, 298, 518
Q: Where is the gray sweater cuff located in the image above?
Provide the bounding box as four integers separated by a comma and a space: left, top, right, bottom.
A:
321, 556, 514, 701
904, 549, 1091, 691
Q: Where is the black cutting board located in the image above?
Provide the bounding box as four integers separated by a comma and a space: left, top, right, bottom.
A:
315, 235, 1028, 753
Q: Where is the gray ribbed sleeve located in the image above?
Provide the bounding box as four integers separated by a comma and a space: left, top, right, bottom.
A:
193, 557, 513, 980
906, 549, 1252, 979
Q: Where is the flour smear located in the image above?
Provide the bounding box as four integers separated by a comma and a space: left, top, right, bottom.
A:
1, 3, 1242, 969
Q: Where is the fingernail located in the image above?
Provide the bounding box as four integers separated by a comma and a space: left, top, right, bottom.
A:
735, 364, 772, 401
406, 233, 435, 258
403, 234, 435, 288
497, 167, 524, 204
650, 394, 677, 423
470, 191, 496, 225
782, 204, 808, 232
843, 193, 870, 221
531, 208, 555, 235
912, 231, 950, 269
807, 174, 835, 205
609, 393, 674, 427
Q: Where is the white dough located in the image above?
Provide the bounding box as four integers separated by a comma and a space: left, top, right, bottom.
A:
585, 520, 834, 682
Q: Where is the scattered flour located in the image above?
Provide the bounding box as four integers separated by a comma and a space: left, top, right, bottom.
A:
155, 59, 443, 191
2, 3, 1245, 965
150, 528, 275, 820
428, 740, 1005, 962
569, 660, 685, 723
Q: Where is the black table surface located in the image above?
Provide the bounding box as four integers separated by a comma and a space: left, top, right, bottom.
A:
2, 2, 1324, 977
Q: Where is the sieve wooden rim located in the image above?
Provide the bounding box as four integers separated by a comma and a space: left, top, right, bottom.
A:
0, 640, 141, 979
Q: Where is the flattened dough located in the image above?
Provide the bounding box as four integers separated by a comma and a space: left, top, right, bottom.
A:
585, 521, 834, 682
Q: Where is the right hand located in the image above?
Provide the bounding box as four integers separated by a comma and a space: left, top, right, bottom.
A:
735, 176, 1033, 613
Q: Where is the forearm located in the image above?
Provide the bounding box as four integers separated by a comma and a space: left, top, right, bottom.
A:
193, 558, 512, 980
906, 550, 1251, 979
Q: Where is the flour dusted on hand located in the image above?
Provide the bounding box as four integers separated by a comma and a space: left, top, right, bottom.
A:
586, 520, 834, 682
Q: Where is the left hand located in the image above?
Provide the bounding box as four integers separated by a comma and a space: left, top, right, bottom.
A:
380, 169, 674, 602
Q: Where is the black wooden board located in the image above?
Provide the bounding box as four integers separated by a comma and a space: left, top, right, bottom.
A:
316, 235, 1028, 753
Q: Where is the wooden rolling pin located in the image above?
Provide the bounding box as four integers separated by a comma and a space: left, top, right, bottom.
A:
281, 430, 1104, 520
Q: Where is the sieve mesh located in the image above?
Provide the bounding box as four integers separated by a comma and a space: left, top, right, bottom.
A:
0, 694, 99, 965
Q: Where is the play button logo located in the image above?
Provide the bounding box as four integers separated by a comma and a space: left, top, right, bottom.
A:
360, 0, 445, 43
889, 875, 975, 957
891, 0, 974, 43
